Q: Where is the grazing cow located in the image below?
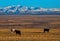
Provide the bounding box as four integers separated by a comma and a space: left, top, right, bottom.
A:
44, 29, 49, 33
11, 29, 21, 35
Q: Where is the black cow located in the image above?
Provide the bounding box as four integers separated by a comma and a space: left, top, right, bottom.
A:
11, 29, 21, 35
44, 29, 49, 33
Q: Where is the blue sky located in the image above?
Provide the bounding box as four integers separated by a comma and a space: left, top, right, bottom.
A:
0, 0, 60, 8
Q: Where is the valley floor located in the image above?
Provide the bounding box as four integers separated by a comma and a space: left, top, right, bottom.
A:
0, 28, 60, 41
0, 15, 60, 41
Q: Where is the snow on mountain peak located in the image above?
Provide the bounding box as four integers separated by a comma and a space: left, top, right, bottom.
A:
0, 5, 60, 15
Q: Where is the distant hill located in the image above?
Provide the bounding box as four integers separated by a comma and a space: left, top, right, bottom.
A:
0, 5, 60, 15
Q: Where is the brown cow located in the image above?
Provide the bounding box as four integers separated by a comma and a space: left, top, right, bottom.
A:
11, 29, 21, 35
44, 28, 49, 33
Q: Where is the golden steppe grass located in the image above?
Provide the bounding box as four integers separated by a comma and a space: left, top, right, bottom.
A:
0, 15, 60, 41
0, 28, 60, 41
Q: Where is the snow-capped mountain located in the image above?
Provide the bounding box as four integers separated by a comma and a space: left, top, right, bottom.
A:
0, 5, 60, 15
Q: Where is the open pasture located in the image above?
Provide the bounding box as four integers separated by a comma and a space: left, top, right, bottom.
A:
0, 15, 60, 41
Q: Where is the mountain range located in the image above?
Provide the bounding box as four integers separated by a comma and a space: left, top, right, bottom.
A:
0, 5, 60, 15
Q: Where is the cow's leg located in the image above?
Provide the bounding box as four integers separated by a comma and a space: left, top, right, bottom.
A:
47, 30, 49, 32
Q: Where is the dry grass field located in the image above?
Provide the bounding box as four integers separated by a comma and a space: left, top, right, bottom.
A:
0, 15, 60, 41
0, 29, 60, 41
